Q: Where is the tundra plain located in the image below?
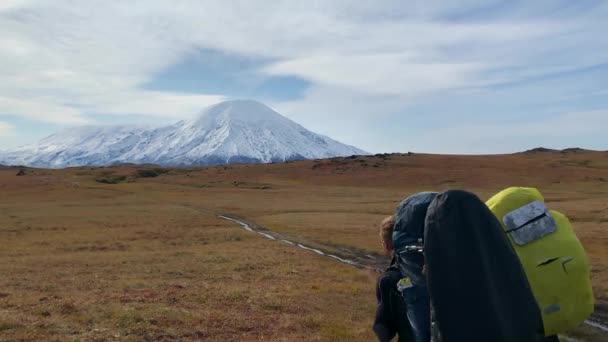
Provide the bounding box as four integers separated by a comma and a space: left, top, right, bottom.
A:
1, 151, 607, 341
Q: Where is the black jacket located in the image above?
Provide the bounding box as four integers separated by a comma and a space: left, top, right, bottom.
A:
373, 259, 414, 342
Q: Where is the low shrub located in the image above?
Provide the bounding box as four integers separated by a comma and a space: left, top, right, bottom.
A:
136, 168, 170, 178
95, 175, 127, 184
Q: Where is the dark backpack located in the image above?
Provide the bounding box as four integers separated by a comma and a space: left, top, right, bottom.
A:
425, 190, 544, 342
392, 191, 437, 285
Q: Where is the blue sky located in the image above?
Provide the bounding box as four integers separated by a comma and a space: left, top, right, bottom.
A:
0, 0, 606, 153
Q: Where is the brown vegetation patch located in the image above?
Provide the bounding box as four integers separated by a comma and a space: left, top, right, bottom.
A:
0, 151, 606, 340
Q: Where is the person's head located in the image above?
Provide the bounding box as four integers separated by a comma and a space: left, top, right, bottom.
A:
380, 215, 395, 255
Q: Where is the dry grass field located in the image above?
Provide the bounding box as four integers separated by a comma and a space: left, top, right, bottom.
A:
1, 150, 607, 341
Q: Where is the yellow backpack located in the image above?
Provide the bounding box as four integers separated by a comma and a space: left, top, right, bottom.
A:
486, 187, 594, 336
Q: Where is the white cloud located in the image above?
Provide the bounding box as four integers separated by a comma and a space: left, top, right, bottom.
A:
264, 55, 485, 97
0, 96, 88, 124
0, 121, 14, 136
0, 0, 32, 12
98, 91, 225, 118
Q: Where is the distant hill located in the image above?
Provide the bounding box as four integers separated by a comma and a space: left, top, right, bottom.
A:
522, 147, 559, 154
521, 147, 602, 154
560, 148, 597, 153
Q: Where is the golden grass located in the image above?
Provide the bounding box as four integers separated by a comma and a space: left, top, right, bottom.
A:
1, 151, 607, 341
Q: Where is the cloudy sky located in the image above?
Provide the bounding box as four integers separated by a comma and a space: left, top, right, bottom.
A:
1, 0, 607, 153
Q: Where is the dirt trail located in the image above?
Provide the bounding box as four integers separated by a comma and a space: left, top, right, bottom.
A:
586, 304, 608, 333
219, 215, 382, 271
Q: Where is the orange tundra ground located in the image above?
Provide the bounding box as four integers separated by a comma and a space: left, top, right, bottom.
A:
0, 150, 606, 341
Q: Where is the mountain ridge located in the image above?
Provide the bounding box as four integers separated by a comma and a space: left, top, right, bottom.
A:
0, 100, 367, 168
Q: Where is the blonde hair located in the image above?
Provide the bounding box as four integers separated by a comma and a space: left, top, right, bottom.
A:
380, 215, 395, 246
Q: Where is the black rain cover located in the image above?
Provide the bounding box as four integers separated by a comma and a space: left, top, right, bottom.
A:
424, 190, 543, 342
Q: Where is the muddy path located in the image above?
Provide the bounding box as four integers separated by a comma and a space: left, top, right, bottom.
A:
164, 201, 390, 272
218, 214, 389, 272
586, 304, 608, 333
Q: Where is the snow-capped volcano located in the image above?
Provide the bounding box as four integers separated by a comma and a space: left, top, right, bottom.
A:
0, 100, 367, 168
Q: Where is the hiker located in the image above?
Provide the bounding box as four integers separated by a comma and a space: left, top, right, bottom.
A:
392, 192, 438, 342
373, 215, 413, 342
424, 190, 544, 341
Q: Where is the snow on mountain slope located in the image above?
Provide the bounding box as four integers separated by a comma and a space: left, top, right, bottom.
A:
0, 100, 367, 168
0, 126, 149, 168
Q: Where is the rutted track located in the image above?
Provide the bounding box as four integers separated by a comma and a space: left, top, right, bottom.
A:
219, 214, 608, 334
586, 304, 608, 333
219, 215, 380, 270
